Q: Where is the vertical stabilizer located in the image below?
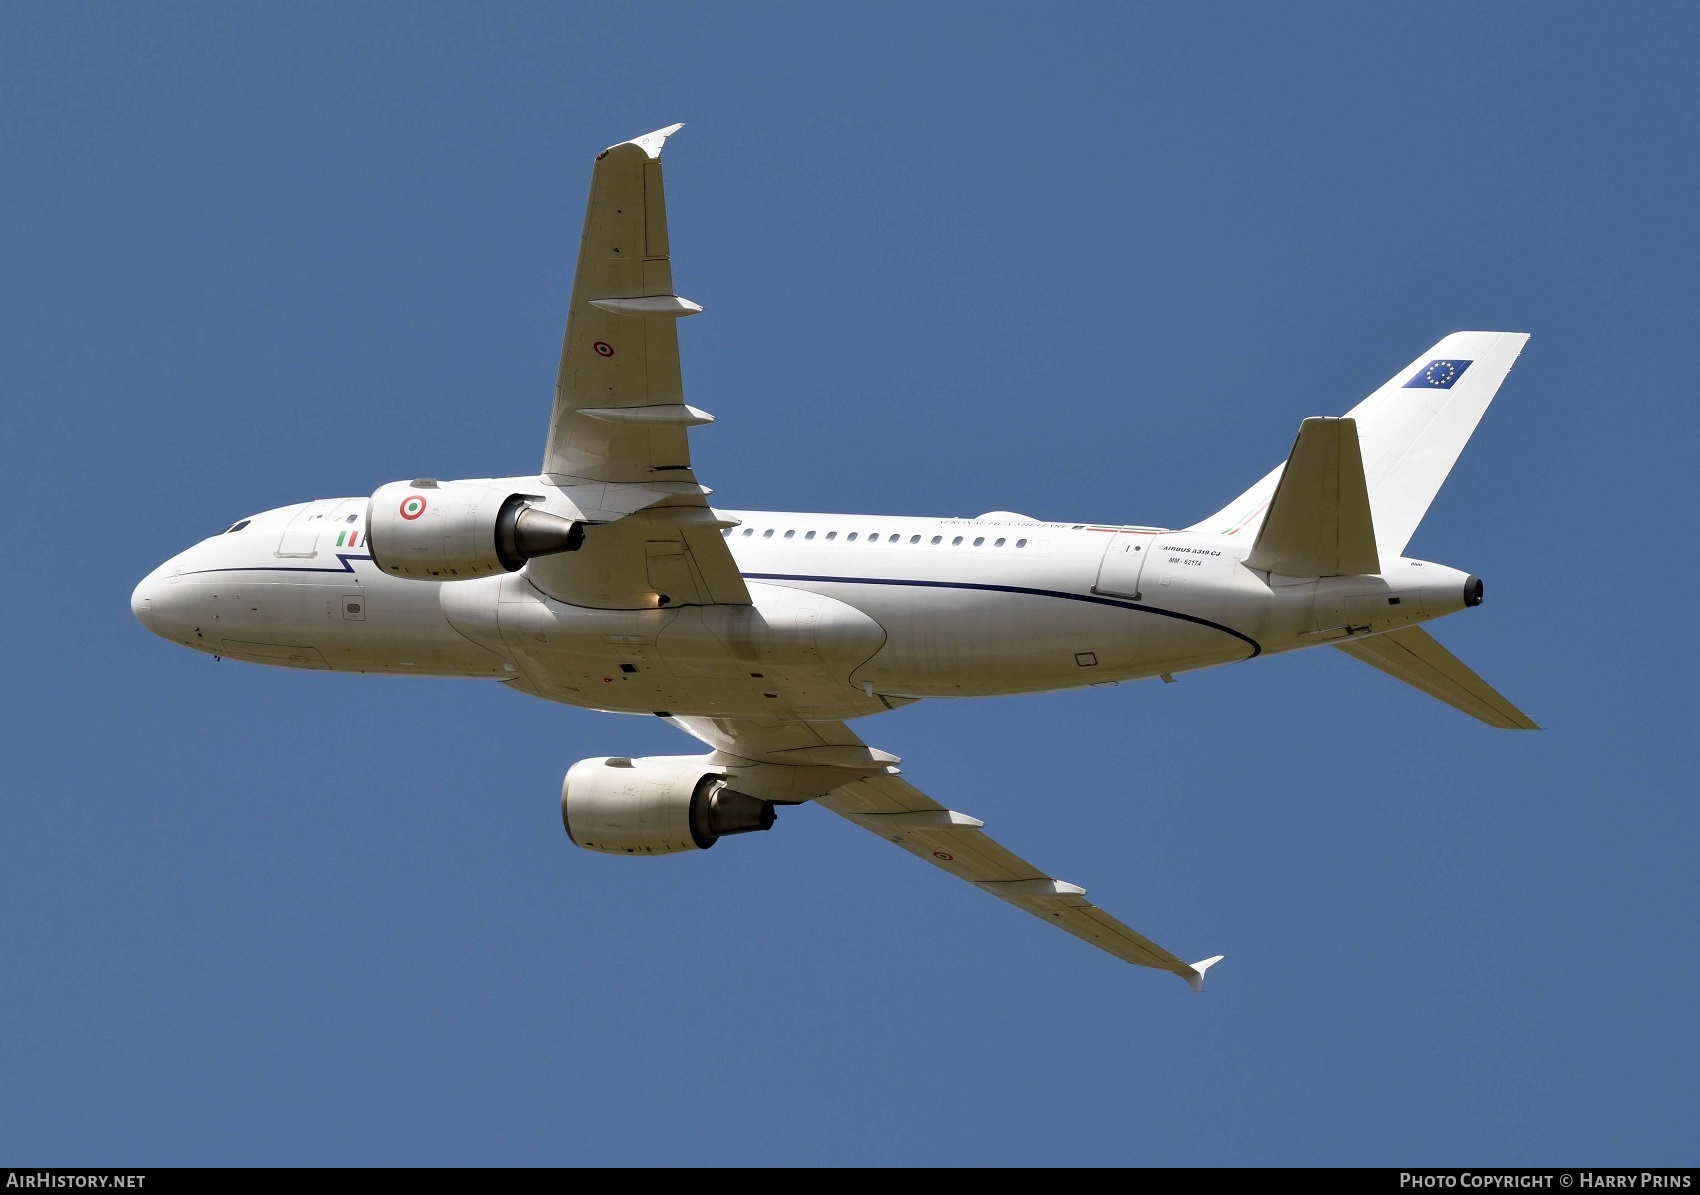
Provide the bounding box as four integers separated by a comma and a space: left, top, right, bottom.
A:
1193, 332, 1529, 560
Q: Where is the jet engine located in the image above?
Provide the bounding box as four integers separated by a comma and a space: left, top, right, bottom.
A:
562, 756, 778, 855
366, 479, 584, 579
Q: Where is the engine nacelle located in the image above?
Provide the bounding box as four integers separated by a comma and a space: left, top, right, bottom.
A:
562, 756, 777, 855
366, 479, 583, 580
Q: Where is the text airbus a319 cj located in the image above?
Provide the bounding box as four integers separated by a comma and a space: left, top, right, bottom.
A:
133, 125, 1537, 990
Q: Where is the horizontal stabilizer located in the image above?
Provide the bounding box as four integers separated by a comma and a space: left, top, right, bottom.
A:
1335, 626, 1539, 730
1244, 417, 1379, 577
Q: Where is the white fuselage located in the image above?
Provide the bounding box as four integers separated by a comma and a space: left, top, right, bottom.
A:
132, 493, 1477, 722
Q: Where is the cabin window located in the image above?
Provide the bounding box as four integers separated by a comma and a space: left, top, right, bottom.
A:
346, 514, 357, 523
995, 538, 1006, 547
931, 535, 942, 545
847, 532, 858, 541
762, 529, 774, 538
909, 535, 920, 544
826, 532, 837, 540
805, 530, 816, 540
742, 528, 754, 537
888, 534, 899, 543
973, 537, 985, 546
783, 530, 795, 539
722, 528, 731, 537
1016, 538, 1028, 548
952, 536, 963, 546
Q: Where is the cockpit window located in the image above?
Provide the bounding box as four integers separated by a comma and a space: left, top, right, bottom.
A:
226, 519, 252, 534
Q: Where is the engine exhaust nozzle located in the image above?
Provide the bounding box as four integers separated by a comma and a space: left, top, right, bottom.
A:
496, 499, 585, 571
690, 782, 777, 849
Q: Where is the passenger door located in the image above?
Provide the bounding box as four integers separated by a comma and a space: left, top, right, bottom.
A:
1092, 531, 1152, 599
276, 504, 325, 559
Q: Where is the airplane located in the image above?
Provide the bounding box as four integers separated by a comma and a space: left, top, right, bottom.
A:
131, 124, 1537, 991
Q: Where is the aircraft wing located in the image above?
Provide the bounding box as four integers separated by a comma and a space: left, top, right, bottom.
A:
531, 124, 750, 608
670, 715, 1224, 989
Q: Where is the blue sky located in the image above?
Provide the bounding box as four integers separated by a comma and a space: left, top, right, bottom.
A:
3, 2, 1696, 1166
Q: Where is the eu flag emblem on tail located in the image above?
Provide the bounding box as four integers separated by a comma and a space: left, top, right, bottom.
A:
1404, 359, 1472, 389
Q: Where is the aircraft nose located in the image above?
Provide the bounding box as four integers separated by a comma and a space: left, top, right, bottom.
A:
131, 570, 167, 636
132, 576, 159, 633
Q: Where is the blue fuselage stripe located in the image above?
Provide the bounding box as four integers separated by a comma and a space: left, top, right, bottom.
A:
742, 571, 1262, 658
181, 553, 374, 576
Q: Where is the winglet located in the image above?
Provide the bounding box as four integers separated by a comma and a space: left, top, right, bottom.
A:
603, 123, 684, 161
1186, 955, 1225, 993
